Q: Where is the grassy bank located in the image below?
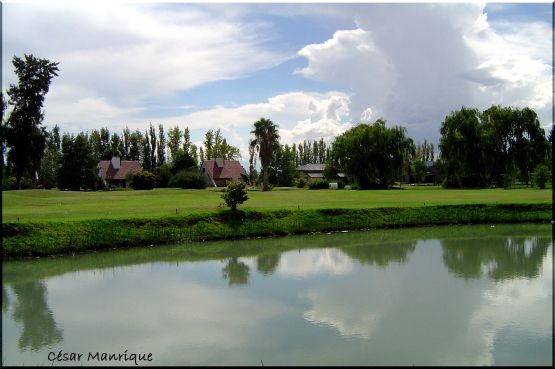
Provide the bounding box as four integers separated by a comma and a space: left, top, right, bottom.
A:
2, 186, 551, 223
3, 203, 551, 257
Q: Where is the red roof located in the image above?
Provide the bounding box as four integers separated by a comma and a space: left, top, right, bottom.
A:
203, 160, 246, 182
98, 160, 142, 181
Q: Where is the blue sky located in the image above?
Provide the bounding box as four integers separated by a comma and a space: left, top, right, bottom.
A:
2, 1, 552, 163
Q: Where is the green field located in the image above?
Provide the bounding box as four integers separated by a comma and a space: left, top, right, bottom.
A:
2, 186, 551, 223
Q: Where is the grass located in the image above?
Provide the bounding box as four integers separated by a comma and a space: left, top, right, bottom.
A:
2, 185, 551, 223
2, 186, 551, 257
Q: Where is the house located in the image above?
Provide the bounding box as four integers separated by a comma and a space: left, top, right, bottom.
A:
201, 158, 247, 187
97, 156, 142, 188
296, 163, 325, 182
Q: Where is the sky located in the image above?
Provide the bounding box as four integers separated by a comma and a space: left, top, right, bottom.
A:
2, 1, 552, 165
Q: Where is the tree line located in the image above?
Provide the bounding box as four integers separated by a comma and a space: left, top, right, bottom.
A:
2, 54, 552, 192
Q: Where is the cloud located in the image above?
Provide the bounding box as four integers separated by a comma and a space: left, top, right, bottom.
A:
3, 2, 287, 126
296, 3, 552, 143
160, 91, 353, 162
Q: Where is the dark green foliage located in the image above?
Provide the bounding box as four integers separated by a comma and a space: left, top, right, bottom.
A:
532, 164, 550, 189
440, 105, 550, 188
171, 149, 197, 174
308, 180, 329, 189
328, 119, 414, 189
129, 170, 156, 190
58, 133, 100, 191
269, 144, 296, 187
154, 163, 172, 188
411, 160, 427, 183
168, 170, 207, 189
251, 118, 280, 191
4, 54, 59, 189
296, 178, 307, 188
221, 181, 248, 211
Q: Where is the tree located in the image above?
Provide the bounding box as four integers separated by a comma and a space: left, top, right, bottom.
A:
250, 118, 280, 191
4, 54, 59, 189
58, 132, 99, 191
38, 125, 61, 189
439, 107, 487, 188
122, 126, 131, 160
327, 119, 414, 189
167, 125, 182, 162
171, 148, 197, 174
411, 160, 427, 183
221, 181, 248, 211
128, 130, 142, 161
440, 105, 549, 188
149, 123, 157, 171
531, 164, 550, 189
269, 144, 296, 187
157, 124, 166, 167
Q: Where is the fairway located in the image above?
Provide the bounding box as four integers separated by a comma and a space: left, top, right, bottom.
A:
2, 186, 551, 223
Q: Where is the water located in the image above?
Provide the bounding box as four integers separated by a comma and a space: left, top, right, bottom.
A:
2, 224, 552, 366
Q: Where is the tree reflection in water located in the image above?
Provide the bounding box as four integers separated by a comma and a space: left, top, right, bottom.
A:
10, 281, 63, 351
340, 241, 417, 267
256, 253, 281, 276
441, 236, 551, 280
221, 257, 250, 286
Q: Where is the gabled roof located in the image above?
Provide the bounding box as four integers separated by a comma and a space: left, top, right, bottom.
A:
98, 160, 142, 181
203, 160, 246, 181
296, 163, 325, 172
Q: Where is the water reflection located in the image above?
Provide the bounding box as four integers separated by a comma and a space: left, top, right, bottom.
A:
256, 253, 280, 276
1, 224, 552, 366
9, 281, 63, 351
441, 236, 551, 280
222, 257, 250, 286
341, 240, 417, 266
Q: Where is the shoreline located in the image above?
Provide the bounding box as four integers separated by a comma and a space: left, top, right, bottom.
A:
2, 203, 552, 258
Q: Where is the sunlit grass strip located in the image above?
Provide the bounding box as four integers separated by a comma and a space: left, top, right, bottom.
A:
2, 203, 551, 257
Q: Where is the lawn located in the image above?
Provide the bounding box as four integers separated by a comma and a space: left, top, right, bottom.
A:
2, 186, 551, 223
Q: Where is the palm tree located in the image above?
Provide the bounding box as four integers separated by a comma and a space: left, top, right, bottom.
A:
250, 118, 280, 191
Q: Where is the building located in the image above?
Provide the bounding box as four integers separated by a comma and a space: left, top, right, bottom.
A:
201, 158, 247, 187
97, 156, 142, 188
296, 163, 325, 182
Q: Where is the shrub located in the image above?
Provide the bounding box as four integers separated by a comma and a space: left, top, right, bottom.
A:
129, 170, 156, 190
308, 180, 329, 190
221, 181, 248, 211
532, 164, 550, 189
168, 170, 207, 189
350, 183, 360, 190
337, 180, 346, 189
296, 178, 307, 188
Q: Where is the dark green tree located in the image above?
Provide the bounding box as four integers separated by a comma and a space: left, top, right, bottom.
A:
167, 125, 182, 162
157, 124, 166, 167
4, 54, 59, 188
221, 181, 248, 211
250, 118, 280, 191
439, 107, 487, 188
327, 120, 414, 189
128, 129, 142, 161
38, 125, 61, 189
58, 132, 99, 190
269, 144, 296, 187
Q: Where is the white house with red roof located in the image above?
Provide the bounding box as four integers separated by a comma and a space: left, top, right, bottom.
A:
97, 156, 142, 188
201, 158, 247, 187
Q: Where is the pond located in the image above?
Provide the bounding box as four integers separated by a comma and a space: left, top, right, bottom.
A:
2, 223, 552, 366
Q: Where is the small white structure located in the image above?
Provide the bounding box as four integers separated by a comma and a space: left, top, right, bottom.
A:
329, 182, 338, 189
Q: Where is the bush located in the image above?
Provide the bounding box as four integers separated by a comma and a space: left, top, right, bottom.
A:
532, 164, 550, 189
168, 170, 207, 189
129, 170, 156, 190
154, 164, 172, 188
350, 183, 360, 190
296, 178, 307, 188
308, 180, 329, 190
337, 180, 345, 189
221, 181, 248, 211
